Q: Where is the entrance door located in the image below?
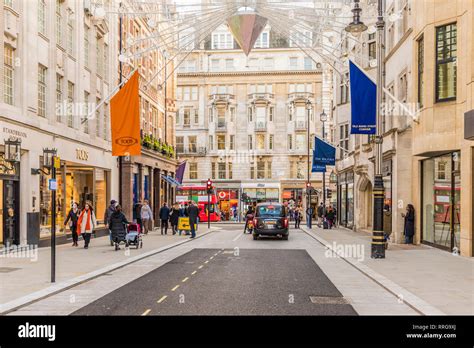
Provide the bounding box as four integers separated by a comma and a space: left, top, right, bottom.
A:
3, 180, 19, 245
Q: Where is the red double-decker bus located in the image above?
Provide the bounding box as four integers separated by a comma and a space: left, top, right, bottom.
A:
175, 185, 220, 222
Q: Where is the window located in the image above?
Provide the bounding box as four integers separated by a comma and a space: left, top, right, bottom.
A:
67, 23, 74, 55
368, 40, 376, 61
339, 124, 349, 158
217, 107, 225, 127
288, 134, 293, 150
250, 163, 255, 179
304, 57, 313, 70
56, 74, 63, 122
191, 87, 198, 100
295, 134, 305, 151
208, 107, 213, 123
248, 135, 253, 150
256, 134, 265, 150
400, 0, 409, 37
288, 105, 293, 121
228, 163, 233, 180
248, 107, 253, 122
289, 57, 298, 70
209, 135, 213, 150
188, 136, 197, 152
183, 109, 190, 127
269, 107, 274, 121
437, 160, 447, 180
83, 91, 89, 133
436, 23, 457, 102
230, 107, 235, 122
176, 136, 184, 153
211, 162, 216, 179
212, 32, 233, 49
84, 25, 89, 68
387, 8, 394, 52
3, 45, 14, 105
211, 59, 220, 71
218, 163, 226, 179
4, 0, 12, 7
217, 135, 226, 150
263, 58, 274, 70
269, 135, 274, 150
418, 36, 424, 107
257, 161, 265, 179
229, 135, 235, 150
254, 31, 269, 48
38, 0, 46, 35
339, 73, 350, 104
95, 98, 100, 136
67, 82, 74, 127
103, 104, 109, 140
38, 65, 47, 117
225, 59, 234, 71
56, 0, 62, 46
189, 163, 198, 179
267, 161, 272, 179
96, 38, 103, 76
399, 73, 408, 103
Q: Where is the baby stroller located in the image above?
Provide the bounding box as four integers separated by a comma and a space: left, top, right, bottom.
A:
125, 222, 143, 249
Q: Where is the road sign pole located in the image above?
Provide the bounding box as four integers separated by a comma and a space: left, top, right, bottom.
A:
207, 192, 210, 229
51, 158, 57, 283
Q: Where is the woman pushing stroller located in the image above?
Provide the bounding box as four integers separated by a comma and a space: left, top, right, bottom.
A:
109, 204, 129, 250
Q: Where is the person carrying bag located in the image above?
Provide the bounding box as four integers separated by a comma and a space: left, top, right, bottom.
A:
77, 201, 97, 249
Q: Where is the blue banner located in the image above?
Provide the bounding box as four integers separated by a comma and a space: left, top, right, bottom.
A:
314, 137, 336, 165
349, 60, 376, 134
312, 150, 327, 173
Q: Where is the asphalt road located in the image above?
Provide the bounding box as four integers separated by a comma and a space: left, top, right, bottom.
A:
73, 225, 356, 315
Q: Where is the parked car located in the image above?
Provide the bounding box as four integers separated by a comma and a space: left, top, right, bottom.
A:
253, 203, 289, 240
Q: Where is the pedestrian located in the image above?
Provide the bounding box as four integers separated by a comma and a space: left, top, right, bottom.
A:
243, 204, 255, 233
64, 202, 80, 246
140, 200, 154, 234
77, 201, 97, 249
109, 204, 129, 250
134, 201, 143, 232
383, 204, 392, 249
402, 204, 415, 244
159, 202, 170, 235
317, 202, 324, 227
183, 203, 190, 235
326, 205, 335, 229
104, 199, 117, 246
294, 206, 302, 229
187, 201, 199, 239
169, 203, 180, 235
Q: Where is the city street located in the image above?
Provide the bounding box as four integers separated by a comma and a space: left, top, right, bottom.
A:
6, 225, 427, 316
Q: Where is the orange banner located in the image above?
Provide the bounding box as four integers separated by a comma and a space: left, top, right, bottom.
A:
110, 71, 141, 156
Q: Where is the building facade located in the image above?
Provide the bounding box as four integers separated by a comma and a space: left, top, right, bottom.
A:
0, 0, 119, 246
176, 24, 333, 219
411, 0, 473, 256
118, 0, 178, 223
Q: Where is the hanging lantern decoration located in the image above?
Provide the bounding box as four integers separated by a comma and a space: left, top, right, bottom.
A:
227, 10, 268, 56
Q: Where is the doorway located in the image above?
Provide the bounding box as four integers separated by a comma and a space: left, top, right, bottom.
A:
0, 179, 20, 246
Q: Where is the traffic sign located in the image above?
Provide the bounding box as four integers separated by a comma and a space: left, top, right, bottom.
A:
49, 179, 57, 191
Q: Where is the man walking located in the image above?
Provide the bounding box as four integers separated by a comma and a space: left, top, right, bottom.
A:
104, 199, 117, 246
187, 201, 199, 239
159, 202, 170, 235
317, 202, 324, 227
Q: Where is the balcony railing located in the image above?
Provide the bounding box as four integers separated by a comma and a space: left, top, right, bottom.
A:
177, 146, 207, 156
288, 92, 314, 101
295, 120, 308, 131
248, 93, 274, 102
255, 121, 267, 131
209, 93, 235, 103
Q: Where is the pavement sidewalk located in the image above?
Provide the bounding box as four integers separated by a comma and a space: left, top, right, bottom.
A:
301, 224, 474, 315
0, 226, 214, 308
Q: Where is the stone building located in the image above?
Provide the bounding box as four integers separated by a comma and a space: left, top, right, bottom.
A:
176, 24, 333, 219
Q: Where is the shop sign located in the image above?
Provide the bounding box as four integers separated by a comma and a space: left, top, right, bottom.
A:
49, 179, 57, 191
53, 157, 61, 169
76, 148, 89, 161
0, 154, 15, 175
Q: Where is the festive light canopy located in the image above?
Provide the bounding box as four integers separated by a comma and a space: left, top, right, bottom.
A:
227, 10, 268, 55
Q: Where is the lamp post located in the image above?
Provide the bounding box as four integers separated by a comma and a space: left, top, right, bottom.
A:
31, 148, 58, 281
306, 99, 312, 228
320, 110, 328, 216
346, 0, 385, 258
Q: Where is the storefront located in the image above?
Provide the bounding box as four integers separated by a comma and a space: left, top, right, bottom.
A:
337, 171, 354, 228
282, 188, 304, 206
216, 189, 239, 221
39, 160, 111, 239
0, 153, 20, 246
421, 151, 461, 251
241, 183, 280, 212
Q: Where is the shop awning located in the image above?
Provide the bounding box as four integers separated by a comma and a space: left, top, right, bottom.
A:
161, 175, 181, 187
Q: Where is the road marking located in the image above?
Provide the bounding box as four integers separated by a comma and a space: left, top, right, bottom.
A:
157, 295, 168, 304
232, 232, 243, 242
210, 256, 214, 260
198, 265, 204, 269
182, 277, 189, 283
191, 271, 197, 275
171, 285, 180, 291
204, 260, 209, 264
142, 309, 151, 316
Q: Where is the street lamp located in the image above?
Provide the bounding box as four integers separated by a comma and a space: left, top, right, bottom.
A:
32, 148, 59, 281
344, 0, 368, 36
4, 137, 21, 163
320, 110, 328, 216
306, 99, 313, 228
346, 0, 385, 258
